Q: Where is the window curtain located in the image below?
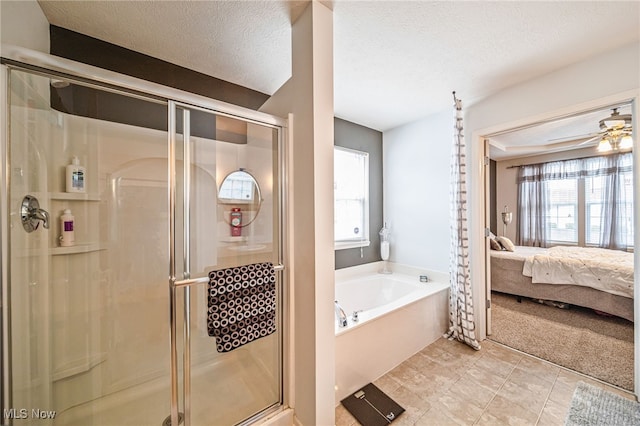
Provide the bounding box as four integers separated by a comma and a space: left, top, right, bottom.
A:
517, 159, 581, 247
583, 153, 633, 249
516, 152, 632, 249
516, 163, 548, 247
446, 93, 480, 350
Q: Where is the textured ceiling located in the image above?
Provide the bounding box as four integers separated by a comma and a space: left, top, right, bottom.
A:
333, 1, 639, 131
37, 0, 295, 95
38, 0, 639, 135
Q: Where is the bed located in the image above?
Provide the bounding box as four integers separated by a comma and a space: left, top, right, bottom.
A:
490, 245, 634, 322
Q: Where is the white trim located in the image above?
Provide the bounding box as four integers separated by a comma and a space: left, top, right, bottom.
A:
284, 113, 295, 413
334, 240, 371, 251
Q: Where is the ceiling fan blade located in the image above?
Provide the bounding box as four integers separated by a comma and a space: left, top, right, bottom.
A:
547, 132, 601, 144
499, 135, 601, 153
574, 135, 601, 146
541, 135, 600, 150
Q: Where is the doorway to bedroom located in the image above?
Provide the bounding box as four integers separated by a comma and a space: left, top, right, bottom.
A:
483, 101, 635, 392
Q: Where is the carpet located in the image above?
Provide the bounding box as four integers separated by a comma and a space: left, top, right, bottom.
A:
489, 292, 634, 390
565, 381, 640, 425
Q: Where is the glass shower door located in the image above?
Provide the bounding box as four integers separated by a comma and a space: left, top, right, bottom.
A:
5, 66, 283, 426
6, 68, 172, 426
170, 103, 283, 426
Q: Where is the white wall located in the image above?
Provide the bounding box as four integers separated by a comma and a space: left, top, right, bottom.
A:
262, 3, 336, 425
383, 109, 451, 272
0, 0, 49, 54
467, 43, 640, 132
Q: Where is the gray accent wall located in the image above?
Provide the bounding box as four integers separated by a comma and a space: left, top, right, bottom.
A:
50, 25, 270, 110
334, 118, 383, 269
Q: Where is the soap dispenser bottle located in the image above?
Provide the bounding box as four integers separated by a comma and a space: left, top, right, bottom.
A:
66, 156, 86, 193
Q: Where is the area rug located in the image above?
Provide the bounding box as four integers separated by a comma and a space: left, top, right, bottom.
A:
565, 381, 640, 425
489, 292, 634, 390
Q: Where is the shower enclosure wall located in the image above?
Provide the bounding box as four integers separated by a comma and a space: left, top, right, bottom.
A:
1, 48, 286, 426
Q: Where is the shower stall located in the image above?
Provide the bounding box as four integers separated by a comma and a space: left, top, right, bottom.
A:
1, 48, 286, 425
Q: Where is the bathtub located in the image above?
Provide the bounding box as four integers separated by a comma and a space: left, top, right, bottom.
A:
334, 262, 449, 405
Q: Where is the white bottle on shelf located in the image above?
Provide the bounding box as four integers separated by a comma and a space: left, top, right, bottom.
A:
380, 240, 390, 260
66, 156, 86, 193
59, 209, 75, 247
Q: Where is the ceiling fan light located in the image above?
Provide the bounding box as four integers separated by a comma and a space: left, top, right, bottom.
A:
620, 135, 633, 149
599, 108, 632, 131
597, 138, 613, 152
603, 118, 626, 129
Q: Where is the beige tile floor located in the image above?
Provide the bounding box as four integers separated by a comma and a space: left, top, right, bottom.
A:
335, 337, 637, 426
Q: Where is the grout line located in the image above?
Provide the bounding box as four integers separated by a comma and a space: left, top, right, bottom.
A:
534, 366, 560, 425
472, 348, 516, 425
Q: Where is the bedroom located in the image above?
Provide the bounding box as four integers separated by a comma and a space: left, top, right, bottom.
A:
486, 102, 634, 391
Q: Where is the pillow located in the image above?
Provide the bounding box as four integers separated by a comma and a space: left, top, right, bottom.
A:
489, 238, 502, 251
496, 236, 515, 252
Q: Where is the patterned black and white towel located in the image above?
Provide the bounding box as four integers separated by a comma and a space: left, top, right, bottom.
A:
207, 262, 276, 353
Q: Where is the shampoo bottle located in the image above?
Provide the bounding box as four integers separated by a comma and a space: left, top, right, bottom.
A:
66, 156, 86, 193
59, 209, 75, 247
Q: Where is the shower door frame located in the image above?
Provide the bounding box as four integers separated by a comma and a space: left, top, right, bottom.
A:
1, 54, 9, 426
0, 46, 288, 426
168, 101, 287, 426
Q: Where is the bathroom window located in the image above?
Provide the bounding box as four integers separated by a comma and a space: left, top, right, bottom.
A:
334, 147, 370, 250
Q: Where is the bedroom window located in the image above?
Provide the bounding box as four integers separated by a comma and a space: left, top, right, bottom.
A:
517, 152, 633, 249
546, 178, 578, 244
585, 176, 605, 245
334, 146, 370, 250
585, 168, 634, 246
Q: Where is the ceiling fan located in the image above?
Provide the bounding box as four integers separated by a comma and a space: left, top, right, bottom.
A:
545, 107, 633, 152
591, 108, 632, 152
490, 107, 634, 157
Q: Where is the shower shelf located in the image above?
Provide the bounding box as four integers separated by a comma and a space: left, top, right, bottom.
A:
50, 192, 101, 201
51, 243, 106, 256
52, 352, 108, 382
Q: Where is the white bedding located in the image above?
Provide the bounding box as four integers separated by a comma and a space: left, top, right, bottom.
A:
522, 246, 634, 298
490, 245, 547, 261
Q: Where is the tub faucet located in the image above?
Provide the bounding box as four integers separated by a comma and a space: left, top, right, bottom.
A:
352, 310, 363, 322
334, 300, 348, 328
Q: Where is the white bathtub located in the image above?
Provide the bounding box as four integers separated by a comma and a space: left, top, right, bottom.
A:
334, 262, 449, 405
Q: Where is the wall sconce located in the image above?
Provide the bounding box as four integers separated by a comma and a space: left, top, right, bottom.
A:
501, 205, 512, 237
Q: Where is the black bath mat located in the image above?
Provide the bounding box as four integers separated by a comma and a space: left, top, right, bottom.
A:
341, 383, 405, 426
